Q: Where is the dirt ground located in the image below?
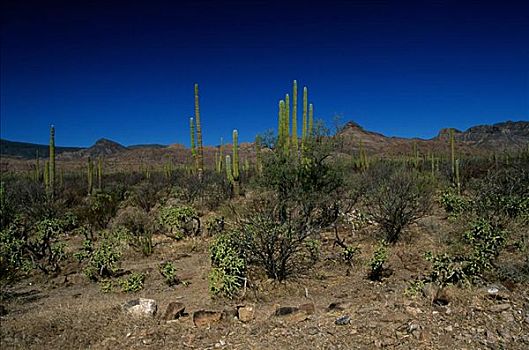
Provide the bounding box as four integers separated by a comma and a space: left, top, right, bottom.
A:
1, 213, 528, 349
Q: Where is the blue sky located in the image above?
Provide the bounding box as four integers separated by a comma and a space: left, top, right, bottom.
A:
1, 0, 528, 147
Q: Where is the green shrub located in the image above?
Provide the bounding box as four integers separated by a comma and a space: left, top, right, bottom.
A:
83, 235, 122, 281
425, 218, 508, 286
26, 218, 68, 274
159, 261, 179, 286
119, 272, 145, 292
158, 205, 200, 240
112, 206, 156, 256
464, 218, 507, 275
208, 232, 246, 298
368, 242, 388, 281
0, 218, 31, 281
99, 279, 113, 293
439, 188, 470, 218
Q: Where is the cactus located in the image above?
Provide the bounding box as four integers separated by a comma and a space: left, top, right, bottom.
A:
97, 157, 103, 190
301, 86, 308, 147
291, 80, 298, 153
194, 83, 204, 178
225, 155, 234, 183
49, 125, 56, 196
232, 129, 240, 181
190, 117, 196, 168
215, 137, 224, 173
308, 103, 314, 138
285, 93, 290, 149
455, 159, 461, 195
278, 100, 286, 148
87, 157, 94, 196
449, 128, 455, 179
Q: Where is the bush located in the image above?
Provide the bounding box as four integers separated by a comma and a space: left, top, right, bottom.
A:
365, 164, 433, 243
208, 232, 246, 298
425, 218, 509, 286
368, 241, 388, 281
471, 166, 529, 224
0, 218, 31, 281
439, 188, 470, 218
159, 261, 179, 286
119, 272, 145, 292
83, 235, 122, 281
78, 191, 120, 235
158, 205, 200, 240
112, 206, 156, 256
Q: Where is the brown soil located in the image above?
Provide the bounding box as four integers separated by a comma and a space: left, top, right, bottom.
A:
1, 214, 528, 349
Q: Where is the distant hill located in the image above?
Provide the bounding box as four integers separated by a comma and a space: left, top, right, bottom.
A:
0, 139, 83, 159
2, 120, 527, 163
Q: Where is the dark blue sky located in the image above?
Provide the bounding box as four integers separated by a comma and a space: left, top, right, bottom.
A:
1, 0, 528, 147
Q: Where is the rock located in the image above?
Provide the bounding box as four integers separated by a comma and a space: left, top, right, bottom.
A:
123, 298, 157, 317
445, 325, 453, 332
489, 303, 511, 312
237, 304, 255, 322
482, 284, 509, 300
335, 315, 351, 325
193, 310, 223, 327
162, 302, 186, 321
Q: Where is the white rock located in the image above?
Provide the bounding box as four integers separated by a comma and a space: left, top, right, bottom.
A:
123, 298, 157, 317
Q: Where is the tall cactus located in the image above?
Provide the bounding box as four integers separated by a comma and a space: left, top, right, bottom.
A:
49, 125, 56, 196
455, 159, 461, 195
301, 86, 308, 146
232, 129, 239, 181
285, 94, 290, 150
308, 103, 314, 138
87, 157, 94, 196
189, 117, 196, 169
278, 100, 286, 149
194, 83, 204, 178
225, 155, 234, 184
449, 128, 456, 179
292, 80, 298, 153
215, 137, 224, 173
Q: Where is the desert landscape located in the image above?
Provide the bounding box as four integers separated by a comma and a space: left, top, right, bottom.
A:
1, 1, 528, 349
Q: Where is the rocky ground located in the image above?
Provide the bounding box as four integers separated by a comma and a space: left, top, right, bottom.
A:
1, 214, 528, 349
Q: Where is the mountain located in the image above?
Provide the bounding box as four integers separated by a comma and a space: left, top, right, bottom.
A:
0, 139, 83, 159
434, 121, 529, 149
1, 120, 527, 164
337, 120, 529, 156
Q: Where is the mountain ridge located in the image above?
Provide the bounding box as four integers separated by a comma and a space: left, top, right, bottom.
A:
2, 119, 528, 161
